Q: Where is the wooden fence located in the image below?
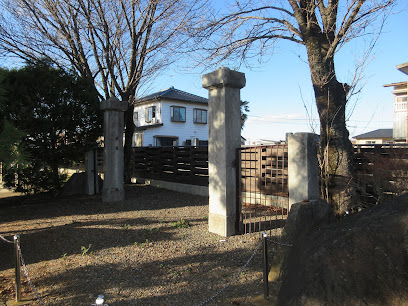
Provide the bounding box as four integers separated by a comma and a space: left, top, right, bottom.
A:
354, 144, 408, 205
130, 146, 208, 186
93, 143, 408, 207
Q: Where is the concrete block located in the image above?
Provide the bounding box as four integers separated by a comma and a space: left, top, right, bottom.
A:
203, 67, 246, 237
101, 97, 128, 202
288, 132, 319, 208
208, 213, 237, 237
100, 97, 128, 111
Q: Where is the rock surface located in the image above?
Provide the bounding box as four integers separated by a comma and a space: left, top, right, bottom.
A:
282, 199, 335, 244
268, 200, 334, 283
278, 194, 408, 305
60, 172, 103, 196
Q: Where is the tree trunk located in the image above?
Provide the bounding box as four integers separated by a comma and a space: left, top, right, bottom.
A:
314, 77, 355, 214
305, 37, 356, 215
51, 162, 60, 194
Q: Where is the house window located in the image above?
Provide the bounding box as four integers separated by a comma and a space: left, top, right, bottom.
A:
145, 106, 156, 122
395, 96, 407, 112
133, 112, 138, 127
155, 136, 178, 147
170, 106, 186, 122
134, 133, 143, 147
194, 109, 207, 124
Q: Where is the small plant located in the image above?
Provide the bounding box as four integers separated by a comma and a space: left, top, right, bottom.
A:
150, 227, 160, 234
81, 244, 92, 256
123, 223, 131, 230
135, 239, 150, 248
61, 253, 67, 260
170, 219, 190, 228
159, 263, 165, 269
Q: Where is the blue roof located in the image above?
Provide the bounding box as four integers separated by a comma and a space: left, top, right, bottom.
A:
354, 129, 393, 139
136, 87, 208, 104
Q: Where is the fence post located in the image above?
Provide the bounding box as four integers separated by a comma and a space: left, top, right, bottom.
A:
202, 67, 245, 237
14, 235, 21, 302
94, 148, 99, 195
262, 232, 269, 300
100, 97, 128, 202
288, 133, 319, 210
85, 149, 96, 195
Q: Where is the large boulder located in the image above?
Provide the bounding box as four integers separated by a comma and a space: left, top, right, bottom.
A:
278, 194, 408, 305
268, 200, 334, 283
281, 199, 335, 243
60, 172, 103, 197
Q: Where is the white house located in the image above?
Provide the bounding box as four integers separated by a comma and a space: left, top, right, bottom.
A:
132, 87, 209, 147
383, 62, 408, 142
353, 129, 394, 144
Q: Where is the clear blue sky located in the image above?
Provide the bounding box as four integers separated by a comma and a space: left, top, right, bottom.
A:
152, 3, 408, 143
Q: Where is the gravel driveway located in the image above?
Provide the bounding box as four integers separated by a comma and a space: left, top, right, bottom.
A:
0, 184, 274, 305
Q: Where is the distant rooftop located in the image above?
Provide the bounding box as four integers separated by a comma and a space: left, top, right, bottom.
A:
397, 62, 408, 75
354, 129, 393, 139
136, 87, 208, 104
383, 81, 407, 88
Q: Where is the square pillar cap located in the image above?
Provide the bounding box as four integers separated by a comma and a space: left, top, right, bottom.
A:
101, 97, 128, 111
202, 67, 246, 89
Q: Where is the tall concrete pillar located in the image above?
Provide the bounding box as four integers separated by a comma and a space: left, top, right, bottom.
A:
101, 97, 128, 202
288, 132, 319, 208
202, 67, 246, 237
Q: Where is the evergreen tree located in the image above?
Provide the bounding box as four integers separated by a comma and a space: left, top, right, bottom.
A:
0, 60, 102, 193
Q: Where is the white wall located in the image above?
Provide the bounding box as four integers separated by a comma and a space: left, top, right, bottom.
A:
133, 100, 209, 146
355, 138, 393, 144
133, 101, 162, 127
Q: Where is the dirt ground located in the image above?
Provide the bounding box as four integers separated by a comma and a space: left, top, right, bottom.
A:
0, 184, 278, 305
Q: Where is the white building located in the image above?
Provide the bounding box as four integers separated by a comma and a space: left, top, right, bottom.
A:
132, 87, 209, 147
353, 129, 393, 144
383, 62, 408, 142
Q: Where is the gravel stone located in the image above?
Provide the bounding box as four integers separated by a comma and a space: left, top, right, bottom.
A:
0, 184, 273, 305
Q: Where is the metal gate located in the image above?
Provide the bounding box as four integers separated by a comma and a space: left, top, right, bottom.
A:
237, 145, 289, 235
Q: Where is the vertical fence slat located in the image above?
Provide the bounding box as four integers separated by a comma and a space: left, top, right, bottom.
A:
238, 144, 289, 236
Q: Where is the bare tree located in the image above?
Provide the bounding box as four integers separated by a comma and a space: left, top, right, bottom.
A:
191, 0, 396, 214
0, 0, 205, 182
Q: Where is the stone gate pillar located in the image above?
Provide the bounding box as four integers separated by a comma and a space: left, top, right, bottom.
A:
288, 132, 319, 209
202, 67, 246, 237
101, 97, 128, 202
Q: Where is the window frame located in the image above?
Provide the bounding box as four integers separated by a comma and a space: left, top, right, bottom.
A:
193, 108, 207, 124
155, 136, 179, 147
145, 106, 156, 123
133, 112, 138, 127
170, 106, 186, 122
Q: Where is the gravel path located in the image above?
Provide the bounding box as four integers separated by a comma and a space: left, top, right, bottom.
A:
0, 184, 276, 305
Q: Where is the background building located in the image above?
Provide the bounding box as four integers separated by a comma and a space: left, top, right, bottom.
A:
133, 87, 209, 147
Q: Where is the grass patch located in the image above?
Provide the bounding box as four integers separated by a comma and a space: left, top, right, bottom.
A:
170, 219, 190, 228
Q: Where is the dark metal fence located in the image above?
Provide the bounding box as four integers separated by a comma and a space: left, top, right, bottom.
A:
237, 145, 289, 235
